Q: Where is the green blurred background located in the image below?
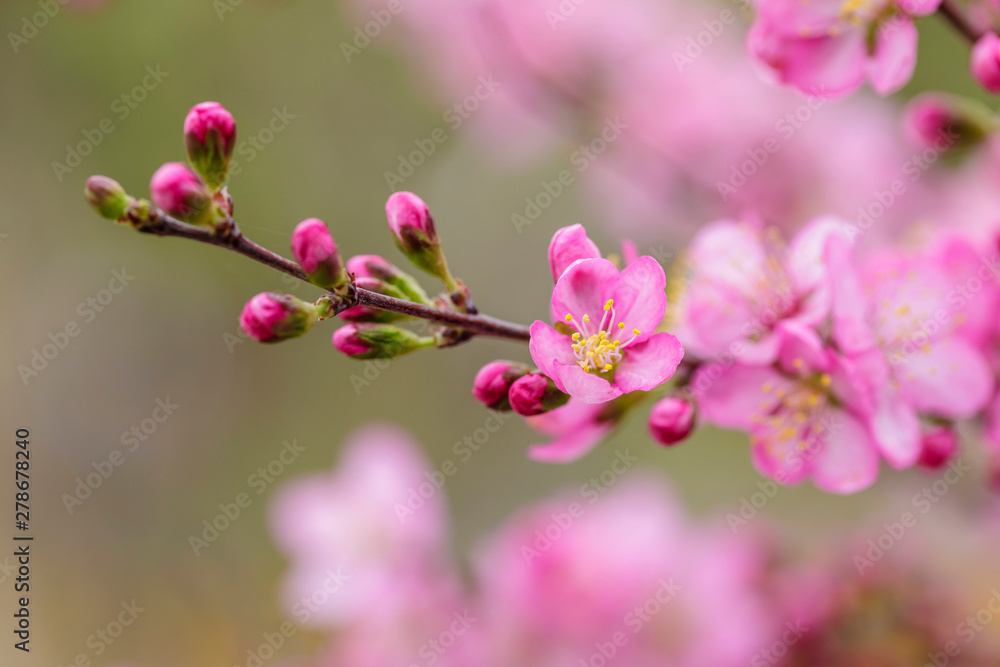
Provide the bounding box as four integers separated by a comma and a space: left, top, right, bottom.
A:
0, 1, 994, 666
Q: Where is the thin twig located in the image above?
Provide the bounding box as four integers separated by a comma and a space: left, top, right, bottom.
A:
939, 0, 982, 44
132, 208, 532, 342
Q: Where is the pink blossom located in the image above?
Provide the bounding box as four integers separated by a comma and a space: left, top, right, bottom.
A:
149, 162, 212, 224
523, 398, 620, 462
183, 101, 236, 189
386, 191, 436, 244
972, 32, 1000, 93
291, 218, 346, 289
548, 224, 600, 282
239, 293, 317, 343
471, 361, 530, 410
648, 396, 695, 446
748, 0, 943, 99
508, 373, 567, 416
529, 251, 683, 404
918, 427, 959, 469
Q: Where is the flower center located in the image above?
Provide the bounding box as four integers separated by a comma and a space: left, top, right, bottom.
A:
751, 364, 833, 457
564, 299, 641, 374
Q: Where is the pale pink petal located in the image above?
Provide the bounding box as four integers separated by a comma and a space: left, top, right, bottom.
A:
613, 332, 684, 393
693, 364, 790, 430
867, 18, 918, 95
895, 338, 994, 417
551, 258, 620, 324
826, 234, 875, 354
810, 410, 880, 493
898, 0, 943, 17
554, 362, 623, 404
870, 392, 922, 468
606, 255, 668, 341
528, 320, 577, 387
548, 224, 601, 282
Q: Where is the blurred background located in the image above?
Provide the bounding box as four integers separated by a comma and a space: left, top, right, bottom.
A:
1, 1, 998, 665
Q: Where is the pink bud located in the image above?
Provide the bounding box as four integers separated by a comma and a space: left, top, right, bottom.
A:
347, 254, 398, 280
84, 175, 130, 220
333, 323, 372, 357
918, 427, 959, 470
972, 33, 1000, 93
472, 361, 531, 411
648, 396, 695, 446
904, 96, 954, 148
150, 162, 213, 224
184, 102, 236, 189
239, 293, 318, 343
509, 373, 568, 416
386, 191, 436, 242
549, 224, 601, 282
339, 277, 403, 322
291, 218, 346, 289
332, 323, 429, 360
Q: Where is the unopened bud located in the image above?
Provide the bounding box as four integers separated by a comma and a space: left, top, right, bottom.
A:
184, 101, 236, 190
648, 396, 695, 446
339, 277, 410, 323
291, 218, 348, 289
239, 292, 320, 343
385, 192, 452, 285
918, 427, 959, 470
84, 175, 131, 220
972, 33, 1000, 94
150, 162, 217, 225
509, 373, 570, 416
472, 361, 532, 411
332, 323, 431, 360
347, 254, 431, 304
904, 94, 993, 152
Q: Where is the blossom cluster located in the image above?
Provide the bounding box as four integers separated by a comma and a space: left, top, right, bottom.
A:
266, 425, 1000, 667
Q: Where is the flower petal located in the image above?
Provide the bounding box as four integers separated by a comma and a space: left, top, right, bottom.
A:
694, 364, 790, 430
528, 320, 577, 389
613, 332, 684, 394
551, 258, 620, 325
810, 410, 880, 494
867, 17, 918, 95
870, 392, 921, 469
896, 338, 994, 417
554, 362, 623, 404
548, 224, 601, 282
606, 255, 668, 341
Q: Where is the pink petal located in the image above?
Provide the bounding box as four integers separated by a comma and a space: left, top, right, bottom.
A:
606, 255, 668, 341
826, 234, 875, 355
870, 392, 921, 468
895, 338, 994, 417
554, 362, 623, 404
548, 224, 601, 282
867, 17, 918, 95
751, 433, 813, 487
526, 400, 612, 463
898, 0, 943, 17
810, 410, 880, 494
613, 332, 684, 394
694, 364, 790, 430
550, 258, 620, 325
528, 320, 577, 388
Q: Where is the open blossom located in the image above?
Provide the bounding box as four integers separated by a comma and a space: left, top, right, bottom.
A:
529, 227, 683, 404
748, 0, 944, 98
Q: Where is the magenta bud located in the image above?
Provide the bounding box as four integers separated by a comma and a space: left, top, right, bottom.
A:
346, 254, 431, 305
972, 33, 1000, 93
291, 218, 347, 289
332, 323, 431, 360
904, 94, 993, 152
648, 396, 695, 446
918, 427, 959, 470
150, 162, 216, 225
385, 192, 451, 283
472, 361, 532, 411
184, 101, 236, 190
509, 373, 570, 417
239, 292, 319, 343
84, 175, 131, 220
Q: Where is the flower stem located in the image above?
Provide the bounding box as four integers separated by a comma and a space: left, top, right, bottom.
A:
939, 0, 981, 44
131, 207, 532, 342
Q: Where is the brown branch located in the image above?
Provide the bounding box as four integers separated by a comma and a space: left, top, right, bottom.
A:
132, 208, 532, 342
939, 0, 982, 44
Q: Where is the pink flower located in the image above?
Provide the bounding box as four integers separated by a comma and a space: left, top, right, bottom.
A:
648, 396, 695, 446
183, 101, 236, 189
748, 0, 943, 98
524, 397, 625, 462
471, 361, 530, 410
508, 373, 569, 416
149, 162, 213, 224
972, 32, 1000, 93
239, 293, 318, 343
529, 251, 683, 404
291, 218, 346, 289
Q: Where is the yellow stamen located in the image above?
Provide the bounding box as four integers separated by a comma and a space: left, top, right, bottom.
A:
564, 314, 573, 322
618, 322, 625, 330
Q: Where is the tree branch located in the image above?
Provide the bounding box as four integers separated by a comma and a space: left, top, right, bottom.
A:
939, 0, 982, 44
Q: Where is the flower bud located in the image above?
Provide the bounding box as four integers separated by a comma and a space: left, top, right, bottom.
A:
347, 254, 431, 304
84, 175, 131, 220
339, 277, 410, 323
184, 101, 236, 190
648, 396, 695, 446
240, 293, 322, 343
291, 218, 348, 289
509, 373, 570, 416
385, 192, 451, 284
472, 361, 532, 411
972, 33, 1000, 93
918, 427, 959, 470
332, 323, 432, 360
904, 94, 993, 152
150, 162, 216, 225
